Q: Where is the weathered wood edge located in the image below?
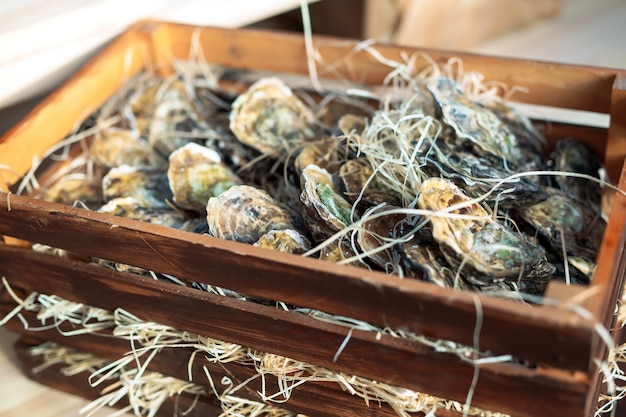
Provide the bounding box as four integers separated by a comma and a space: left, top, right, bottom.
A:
0, 192, 596, 373
148, 21, 626, 114
0, 244, 589, 417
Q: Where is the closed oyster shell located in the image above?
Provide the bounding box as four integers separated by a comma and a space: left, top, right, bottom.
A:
417, 177, 553, 284
90, 128, 163, 169
428, 77, 522, 168
300, 165, 355, 242
254, 229, 311, 254
102, 165, 172, 209
229, 77, 316, 155
206, 185, 295, 244
167, 142, 242, 213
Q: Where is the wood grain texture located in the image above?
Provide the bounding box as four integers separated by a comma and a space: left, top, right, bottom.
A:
0, 244, 592, 417
0, 192, 598, 374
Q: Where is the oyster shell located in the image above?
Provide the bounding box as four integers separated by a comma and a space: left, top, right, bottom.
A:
102, 165, 172, 209
206, 185, 296, 244
417, 177, 553, 284
300, 165, 355, 242
339, 158, 403, 209
519, 187, 605, 261
148, 79, 207, 157
90, 128, 163, 169
551, 137, 603, 211
167, 142, 242, 213
98, 196, 186, 228
254, 229, 311, 254
229, 77, 316, 155
428, 77, 522, 168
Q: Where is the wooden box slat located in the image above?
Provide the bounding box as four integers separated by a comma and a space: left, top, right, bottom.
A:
0, 192, 597, 372
3, 307, 444, 417
0, 244, 590, 417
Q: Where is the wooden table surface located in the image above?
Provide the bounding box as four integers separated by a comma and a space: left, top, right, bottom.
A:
1, 0, 625, 416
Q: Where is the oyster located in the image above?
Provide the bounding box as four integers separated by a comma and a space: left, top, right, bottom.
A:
421, 136, 547, 208
229, 77, 316, 156
39, 172, 104, 209
519, 188, 605, 261
90, 128, 163, 169
167, 142, 242, 213
428, 78, 522, 168
399, 222, 459, 288
102, 165, 172, 209
339, 158, 404, 209
417, 177, 554, 284
148, 79, 207, 157
300, 165, 356, 242
98, 196, 186, 228
294, 137, 345, 175
319, 239, 361, 267
356, 207, 409, 270
551, 138, 603, 211
206, 185, 296, 244
254, 229, 311, 254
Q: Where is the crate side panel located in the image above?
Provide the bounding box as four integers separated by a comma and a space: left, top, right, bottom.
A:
0, 30, 151, 188
0, 193, 596, 372
146, 22, 624, 114
2, 317, 432, 417
0, 246, 589, 417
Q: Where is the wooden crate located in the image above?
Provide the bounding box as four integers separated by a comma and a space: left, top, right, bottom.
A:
0, 20, 625, 417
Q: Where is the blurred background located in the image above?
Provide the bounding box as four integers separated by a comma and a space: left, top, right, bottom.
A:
1, 0, 624, 115
1, 0, 625, 416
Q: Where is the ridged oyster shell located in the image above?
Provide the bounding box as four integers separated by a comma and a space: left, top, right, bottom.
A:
206, 185, 296, 244
417, 177, 554, 283
229, 77, 316, 155
167, 142, 242, 213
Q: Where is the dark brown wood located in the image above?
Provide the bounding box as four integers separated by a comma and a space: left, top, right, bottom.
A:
0, 246, 589, 417
2, 314, 447, 417
584, 165, 626, 417
0, 192, 598, 373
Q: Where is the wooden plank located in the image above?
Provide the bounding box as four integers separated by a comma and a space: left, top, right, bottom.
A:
0, 192, 597, 373
606, 75, 626, 183
2, 313, 447, 417
148, 22, 626, 114
0, 246, 590, 417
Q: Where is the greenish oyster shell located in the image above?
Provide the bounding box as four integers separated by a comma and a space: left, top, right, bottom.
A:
167, 142, 242, 213
206, 185, 296, 244
102, 164, 172, 210
428, 78, 522, 169
417, 177, 554, 284
300, 165, 356, 242
229, 77, 316, 156
519, 187, 605, 261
